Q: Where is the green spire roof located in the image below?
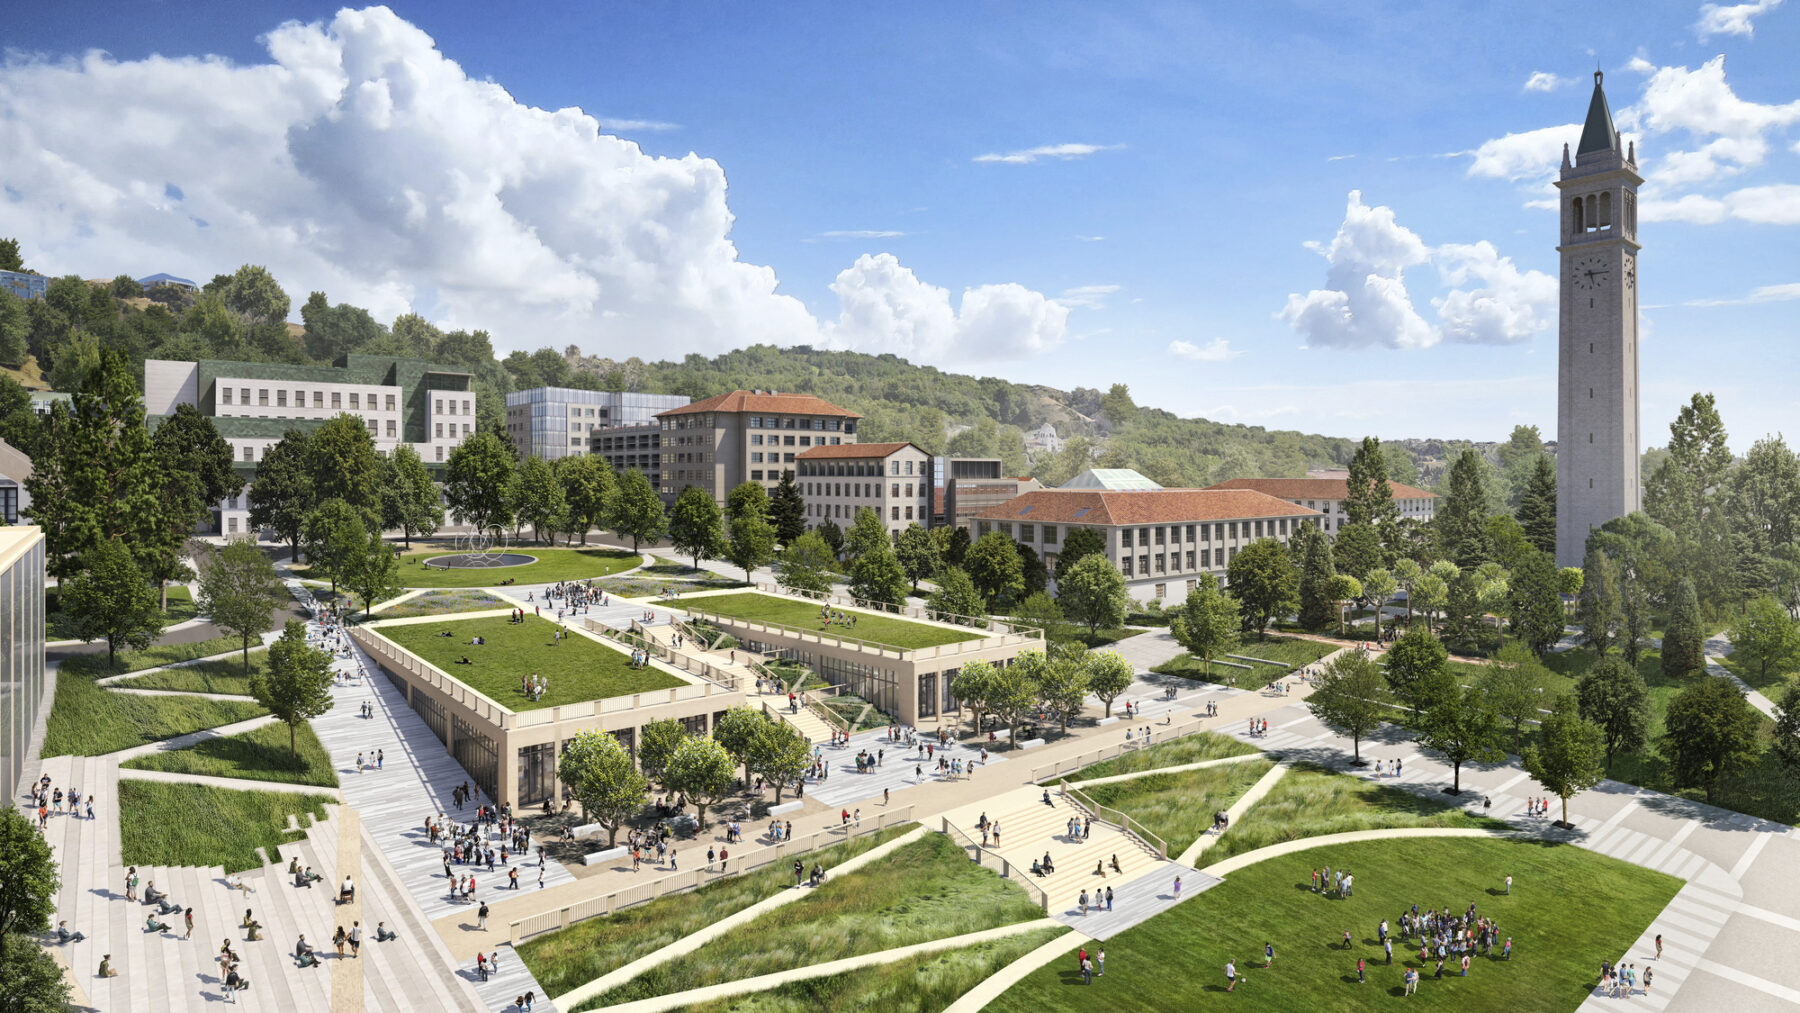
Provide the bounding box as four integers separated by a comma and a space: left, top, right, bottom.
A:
1577, 71, 1620, 157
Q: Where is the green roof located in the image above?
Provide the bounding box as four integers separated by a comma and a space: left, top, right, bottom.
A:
191, 354, 472, 444
1577, 71, 1620, 157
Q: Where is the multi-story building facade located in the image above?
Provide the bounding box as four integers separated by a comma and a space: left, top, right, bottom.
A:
0, 525, 47, 803
0, 270, 49, 301
596, 390, 861, 506
1204, 478, 1436, 535
932, 458, 1042, 533
144, 355, 477, 535
797, 442, 933, 542
973, 488, 1320, 603
0, 439, 30, 525
504, 387, 690, 461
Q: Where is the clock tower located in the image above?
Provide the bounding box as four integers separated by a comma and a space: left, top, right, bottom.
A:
1555, 71, 1641, 567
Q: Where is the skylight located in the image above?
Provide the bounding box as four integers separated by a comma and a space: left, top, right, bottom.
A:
1017, 504, 1035, 515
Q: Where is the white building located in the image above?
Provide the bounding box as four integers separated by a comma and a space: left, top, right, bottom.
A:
797, 442, 933, 543
1204, 477, 1436, 535
144, 355, 478, 535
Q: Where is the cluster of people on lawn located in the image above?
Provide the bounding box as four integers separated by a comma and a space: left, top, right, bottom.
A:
522, 672, 550, 700
818, 605, 859, 629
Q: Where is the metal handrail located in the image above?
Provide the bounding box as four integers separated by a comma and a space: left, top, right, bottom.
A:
1061, 779, 1170, 859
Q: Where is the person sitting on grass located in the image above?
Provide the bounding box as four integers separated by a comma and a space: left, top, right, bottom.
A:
145, 913, 171, 934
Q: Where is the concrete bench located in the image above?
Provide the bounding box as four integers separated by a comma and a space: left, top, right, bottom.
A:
582, 846, 628, 866
1095, 716, 1120, 727
768, 801, 804, 816
571, 823, 604, 839
1017, 738, 1046, 750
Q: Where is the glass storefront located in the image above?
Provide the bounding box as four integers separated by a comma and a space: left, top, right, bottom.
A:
917, 673, 937, 720
517, 742, 556, 807
452, 714, 498, 803
0, 535, 46, 804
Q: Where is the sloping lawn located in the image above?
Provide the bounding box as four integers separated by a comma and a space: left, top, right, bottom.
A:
376, 588, 507, 618
661, 592, 985, 651
377, 614, 684, 709
121, 720, 339, 787
576, 832, 1046, 1010
115, 650, 270, 696
518, 826, 914, 998
1078, 759, 1276, 854
1064, 731, 1262, 782
55, 634, 244, 680
43, 660, 267, 757
390, 546, 640, 588
118, 780, 335, 874
1153, 636, 1333, 691
989, 837, 1679, 1013
1212, 762, 1516, 863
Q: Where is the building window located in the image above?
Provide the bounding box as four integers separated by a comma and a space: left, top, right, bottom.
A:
435, 423, 443, 439
1185, 524, 1195, 541
1155, 583, 1167, 600
751, 470, 764, 481
905, 506, 913, 520
366, 420, 377, 434
350, 393, 360, 410
751, 435, 762, 446
1186, 551, 1196, 570
386, 420, 396, 437
1228, 522, 1238, 539
1044, 526, 1058, 545
463, 400, 470, 414
1156, 554, 1166, 573
1155, 527, 1165, 545
227, 516, 238, 533
313, 391, 323, 407
276, 390, 287, 408
221, 387, 233, 405
436, 446, 444, 462
1122, 557, 1133, 576
1121, 529, 1133, 548
242, 446, 254, 462
1021, 524, 1035, 542
257, 389, 268, 406
1255, 520, 1264, 538
331, 392, 341, 408
799, 436, 811, 446
1213, 548, 1224, 567
891, 506, 900, 520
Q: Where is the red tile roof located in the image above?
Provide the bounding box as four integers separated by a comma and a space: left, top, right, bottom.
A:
796, 442, 919, 460
1204, 477, 1437, 500
971, 489, 1321, 526
656, 390, 862, 419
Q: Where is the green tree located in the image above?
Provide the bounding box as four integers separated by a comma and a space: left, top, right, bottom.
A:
843, 506, 888, 563
148, 402, 239, 606
1009, 592, 1071, 644
664, 735, 734, 828
196, 537, 285, 675
1057, 551, 1129, 636
1576, 655, 1651, 772
1437, 448, 1494, 568
775, 530, 835, 597
443, 431, 516, 538
638, 718, 688, 789
894, 523, 940, 591
380, 444, 444, 549
1099, 383, 1138, 429
1496, 425, 1548, 511
306, 413, 384, 529
0, 376, 39, 459
1344, 436, 1398, 531
611, 469, 668, 551
24, 350, 163, 578
1016, 542, 1049, 599
668, 486, 726, 570
944, 525, 970, 568
817, 518, 846, 558
1035, 645, 1091, 732
1384, 626, 1454, 720
1333, 522, 1382, 583
951, 660, 998, 736
1417, 683, 1504, 794
849, 540, 909, 608
726, 503, 777, 585
988, 651, 1045, 749
61, 538, 165, 665
1658, 676, 1760, 803
557, 730, 647, 847
769, 470, 806, 546
711, 705, 770, 787
343, 525, 401, 618
1507, 548, 1566, 656
928, 566, 988, 626
1522, 694, 1606, 827
1772, 683, 1800, 777
1516, 455, 1557, 555
1575, 547, 1622, 655
0, 288, 29, 366
1054, 527, 1107, 581
1225, 538, 1299, 639
1170, 577, 1240, 678
301, 499, 366, 594
252, 619, 335, 760
1297, 526, 1338, 631
555, 454, 615, 545
0, 804, 70, 1013
1728, 434, 1800, 550
1308, 650, 1388, 763
1620, 568, 1651, 669
965, 531, 1026, 612
1729, 594, 1799, 682
219, 264, 291, 322
749, 719, 811, 803
1479, 642, 1544, 754
1661, 576, 1706, 679
1486, 514, 1533, 572
0, 237, 21, 271
1085, 650, 1134, 718
248, 429, 314, 563
512, 456, 567, 545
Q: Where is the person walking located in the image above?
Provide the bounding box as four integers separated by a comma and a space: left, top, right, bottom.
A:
1265, 941, 1275, 968
1357, 957, 1366, 983
1097, 947, 1105, 977
1655, 933, 1662, 960
478, 901, 489, 931
1505, 874, 1512, 895
348, 922, 361, 957
1225, 959, 1237, 991
1106, 886, 1114, 912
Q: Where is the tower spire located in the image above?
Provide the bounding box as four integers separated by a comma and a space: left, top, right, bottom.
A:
1577, 70, 1620, 157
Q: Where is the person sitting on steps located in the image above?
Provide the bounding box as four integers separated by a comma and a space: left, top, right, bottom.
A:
144, 913, 170, 933
375, 922, 397, 942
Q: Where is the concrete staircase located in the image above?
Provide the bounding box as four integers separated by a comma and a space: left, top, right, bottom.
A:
954, 786, 1166, 913
643, 622, 835, 745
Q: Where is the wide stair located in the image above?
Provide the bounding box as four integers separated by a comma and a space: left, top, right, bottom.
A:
643, 623, 835, 745
960, 787, 1167, 913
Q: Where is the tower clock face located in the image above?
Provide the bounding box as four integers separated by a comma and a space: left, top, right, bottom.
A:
1571, 255, 1611, 290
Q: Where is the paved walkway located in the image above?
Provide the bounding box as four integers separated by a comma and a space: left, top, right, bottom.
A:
1176, 759, 1290, 866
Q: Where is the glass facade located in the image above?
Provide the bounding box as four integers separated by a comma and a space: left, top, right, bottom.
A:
452, 714, 498, 803
517, 742, 556, 806
504, 387, 691, 460
0, 533, 46, 804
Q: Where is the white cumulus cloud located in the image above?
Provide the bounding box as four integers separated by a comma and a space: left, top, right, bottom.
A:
973, 143, 1122, 164
1465, 124, 1580, 181
0, 6, 1069, 367
823, 253, 1068, 362
1695, 0, 1784, 38
1524, 72, 1573, 93
1280, 192, 1555, 351
1168, 338, 1240, 362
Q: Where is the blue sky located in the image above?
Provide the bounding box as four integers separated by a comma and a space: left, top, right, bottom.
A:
3, 1, 1797, 447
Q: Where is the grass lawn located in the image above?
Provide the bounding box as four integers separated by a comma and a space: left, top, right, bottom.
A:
1153, 636, 1335, 691
43, 666, 268, 758
377, 614, 684, 709
115, 651, 269, 696
1717, 652, 1799, 698
1079, 759, 1276, 854
1212, 763, 1518, 863
657, 592, 984, 651
389, 546, 640, 588
988, 837, 1680, 1013
1073, 627, 1146, 649
1236, 636, 1337, 669
675, 925, 1068, 1013
55, 634, 245, 680
821, 694, 893, 732
118, 780, 336, 874
121, 720, 339, 787
518, 826, 914, 998
47, 584, 198, 640
1064, 731, 1262, 782
576, 832, 1047, 1010
377, 589, 507, 619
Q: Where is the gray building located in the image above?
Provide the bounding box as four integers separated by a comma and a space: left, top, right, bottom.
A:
0, 526, 47, 804
505, 387, 690, 461
1556, 71, 1643, 566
